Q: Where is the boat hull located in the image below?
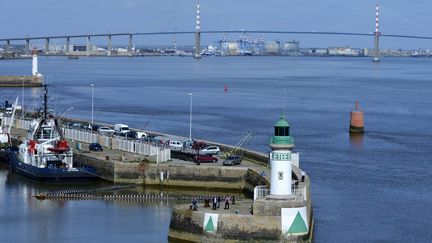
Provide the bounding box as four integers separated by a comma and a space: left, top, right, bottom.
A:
5, 150, 98, 181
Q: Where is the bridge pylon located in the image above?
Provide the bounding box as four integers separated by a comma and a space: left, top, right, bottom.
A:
373, 1, 380, 62
194, 0, 201, 59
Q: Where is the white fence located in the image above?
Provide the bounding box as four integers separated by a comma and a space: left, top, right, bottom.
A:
113, 138, 135, 153
292, 187, 307, 202
6, 118, 171, 163
64, 128, 98, 144
253, 185, 307, 202
98, 135, 111, 148
254, 185, 270, 201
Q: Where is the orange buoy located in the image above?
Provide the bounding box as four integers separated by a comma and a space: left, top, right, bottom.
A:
349, 101, 364, 133
224, 84, 228, 92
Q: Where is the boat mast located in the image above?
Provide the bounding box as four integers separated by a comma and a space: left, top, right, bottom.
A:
43, 84, 48, 121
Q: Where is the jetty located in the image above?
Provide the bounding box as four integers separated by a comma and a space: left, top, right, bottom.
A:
2, 115, 313, 242
0, 76, 42, 87
0, 48, 43, 88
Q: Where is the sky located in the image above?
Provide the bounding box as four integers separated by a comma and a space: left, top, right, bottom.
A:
1, 0, 431, 49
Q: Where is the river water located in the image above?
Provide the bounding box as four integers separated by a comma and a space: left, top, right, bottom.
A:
1, 56, 432, 242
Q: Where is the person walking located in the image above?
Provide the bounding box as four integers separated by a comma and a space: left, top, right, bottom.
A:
212, 196, 217, 210
224, 195, 230, 210
217, 196, 221, 209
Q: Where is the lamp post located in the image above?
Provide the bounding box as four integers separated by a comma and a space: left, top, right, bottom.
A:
21, 78, 24, 118
189, 93, 193, 141
91, 84, 94, 129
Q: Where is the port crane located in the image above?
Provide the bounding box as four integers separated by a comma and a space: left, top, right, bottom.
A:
223, 130, 255, 159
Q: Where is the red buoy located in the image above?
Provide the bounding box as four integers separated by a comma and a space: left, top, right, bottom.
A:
224, 84, 228, 92
349, 101, 364, 133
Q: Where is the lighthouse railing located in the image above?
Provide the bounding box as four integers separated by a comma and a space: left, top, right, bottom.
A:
254, 185, 270, 201
292, 187, 307, 202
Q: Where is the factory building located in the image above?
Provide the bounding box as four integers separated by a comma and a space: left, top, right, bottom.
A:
220, 41, 240, 56
264, 41, 281, 55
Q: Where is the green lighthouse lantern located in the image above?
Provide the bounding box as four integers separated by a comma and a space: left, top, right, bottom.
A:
270, 116, 294, 150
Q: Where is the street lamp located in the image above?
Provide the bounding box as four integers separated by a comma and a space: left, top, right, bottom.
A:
189, 93, 193, 141
21, 77, 24, 118
91, 83, 94, 129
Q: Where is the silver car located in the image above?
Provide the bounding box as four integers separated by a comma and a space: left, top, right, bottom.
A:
222, 156, 242, 166
97, 126, 114, 135
199, 146, 220, 155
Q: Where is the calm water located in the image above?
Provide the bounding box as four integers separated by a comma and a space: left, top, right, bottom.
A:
1, 56, 432, 242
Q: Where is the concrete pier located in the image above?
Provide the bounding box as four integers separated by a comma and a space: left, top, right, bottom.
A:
168, 167, 313, 243
5, 117, 313, 242
0, 76, 42, 87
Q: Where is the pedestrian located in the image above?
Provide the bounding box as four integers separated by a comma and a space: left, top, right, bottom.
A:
301, 171, 306, 182
217, 196, 221, 208
224, 195, 230, 210
212, 196, 217, 210
192, 199, 198, 211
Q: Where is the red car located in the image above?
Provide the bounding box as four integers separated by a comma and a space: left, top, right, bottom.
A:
194, 154, 218, 164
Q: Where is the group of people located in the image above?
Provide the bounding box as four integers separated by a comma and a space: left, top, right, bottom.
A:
211, 195, 233, 210
191, 195, 236, 211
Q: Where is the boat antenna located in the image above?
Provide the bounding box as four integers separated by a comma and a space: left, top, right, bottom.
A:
284, 87, 287, 118
43, 83, 48, 120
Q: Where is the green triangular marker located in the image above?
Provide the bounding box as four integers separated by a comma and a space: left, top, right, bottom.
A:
288, 212, 308, 233
205, 216, 215, 232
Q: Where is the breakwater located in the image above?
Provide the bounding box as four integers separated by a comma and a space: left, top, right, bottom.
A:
76, 152, 267, 193
0, 76, 42, 87
168, 166, 312, 243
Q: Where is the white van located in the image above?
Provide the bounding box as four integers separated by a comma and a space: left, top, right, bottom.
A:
114, 124, 130, 135
136, 132, 148, 139
169, 140, 183, 151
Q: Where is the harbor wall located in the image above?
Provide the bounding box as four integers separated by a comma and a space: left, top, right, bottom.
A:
169, 207, 313, 243
76, 153, 267, 192
0, 76, 42, 87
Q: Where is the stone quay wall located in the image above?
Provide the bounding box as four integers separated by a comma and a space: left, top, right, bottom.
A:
0, 76, 42, 87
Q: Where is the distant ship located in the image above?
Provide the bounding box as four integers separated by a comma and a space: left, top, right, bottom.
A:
68, 55, 79, 60
6, 85, 97, 181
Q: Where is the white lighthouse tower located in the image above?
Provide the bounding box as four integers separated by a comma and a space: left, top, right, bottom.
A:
32, 48, 40, 76
269, 116, 294, 197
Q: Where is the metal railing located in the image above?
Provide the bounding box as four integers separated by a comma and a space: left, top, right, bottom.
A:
253, 184, 307, 202
6, 118, 171, 163
254, 185, 270, 201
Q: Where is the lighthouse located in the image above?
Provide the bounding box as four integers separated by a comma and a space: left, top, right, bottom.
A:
32, 48, 39, 76
269, 116, 294, 197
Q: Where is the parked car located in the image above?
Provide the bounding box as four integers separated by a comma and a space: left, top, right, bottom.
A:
67, 122, 84, 130
141, 135, 156, 143
90, 124, 100, 132
184, 140, 207, 150
124, 131, 137, 139
97, 126, 115, 135
136, 132, 148, 139
169, 140, 183, 151
199, 146, 220, 155
89, 143, 103, 151
194, 154, 218, 164
222, 155, 242, 166
114, 124, 130, 135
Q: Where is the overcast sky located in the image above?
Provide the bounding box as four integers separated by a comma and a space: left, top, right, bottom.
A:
1, 0, 431, 48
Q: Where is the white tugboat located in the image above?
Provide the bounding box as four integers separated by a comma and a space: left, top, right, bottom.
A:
6, 85, 97, 181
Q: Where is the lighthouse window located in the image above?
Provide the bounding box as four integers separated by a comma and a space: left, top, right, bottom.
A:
275, 127, 290, 136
